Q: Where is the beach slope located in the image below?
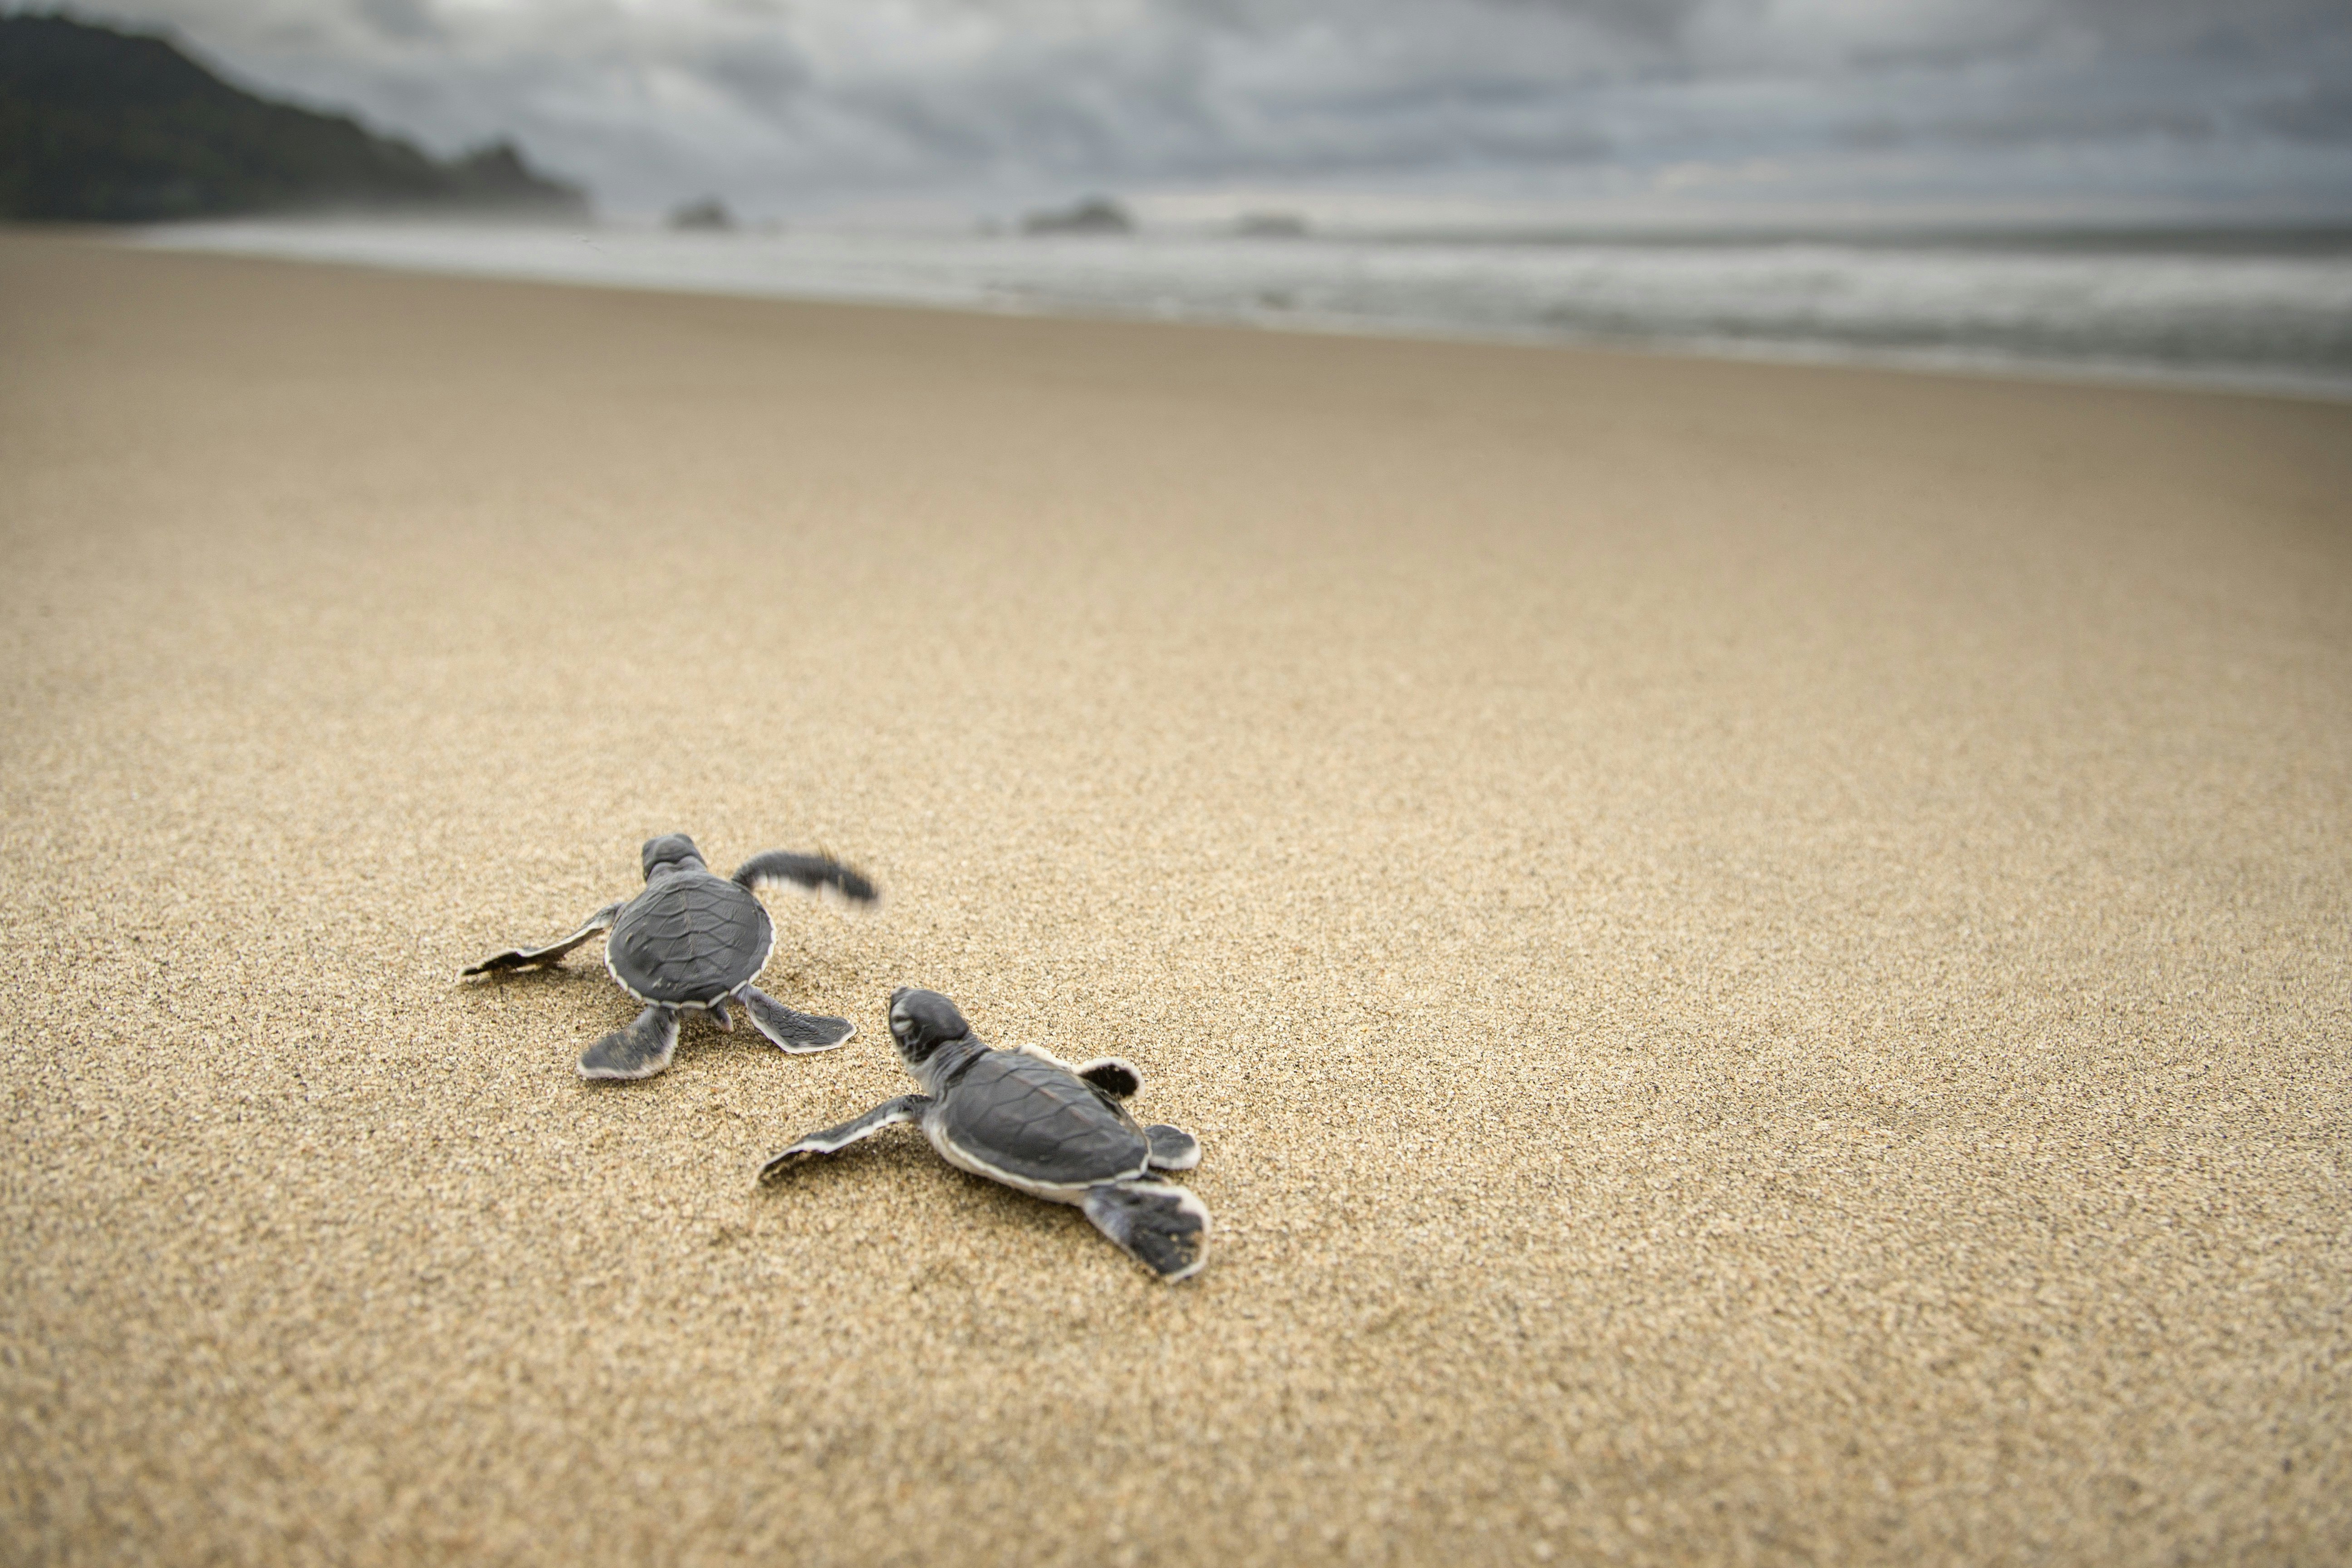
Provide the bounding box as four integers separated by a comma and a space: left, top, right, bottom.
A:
2, 232, 2347, 1565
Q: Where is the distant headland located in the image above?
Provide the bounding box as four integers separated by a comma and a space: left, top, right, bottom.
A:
0, 13, 587, 222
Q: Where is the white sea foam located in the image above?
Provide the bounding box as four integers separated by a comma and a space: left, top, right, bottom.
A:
135, 219, 2352, 399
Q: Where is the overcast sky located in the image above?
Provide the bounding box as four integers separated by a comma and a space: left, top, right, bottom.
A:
48, 0, 2352, 225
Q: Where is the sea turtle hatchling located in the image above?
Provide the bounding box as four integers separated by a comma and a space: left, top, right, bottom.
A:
461, 833, 877, 1081
760, 987, 1210, 1281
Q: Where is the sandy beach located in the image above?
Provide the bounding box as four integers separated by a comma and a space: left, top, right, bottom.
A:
3, 230, 2347, 1565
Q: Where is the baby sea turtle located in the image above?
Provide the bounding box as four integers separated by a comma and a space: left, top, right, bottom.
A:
760, 987, 1209, 1281
461, 833, 877, 1081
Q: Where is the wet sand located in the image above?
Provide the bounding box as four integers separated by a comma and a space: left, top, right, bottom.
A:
2, 230, 2347, 1565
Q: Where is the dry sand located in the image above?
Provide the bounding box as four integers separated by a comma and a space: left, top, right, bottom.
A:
2, 231, 2348, 1566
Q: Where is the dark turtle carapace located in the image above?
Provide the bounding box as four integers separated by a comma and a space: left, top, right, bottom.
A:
760, 988, 1209, 1281
461, 833, 877, 1081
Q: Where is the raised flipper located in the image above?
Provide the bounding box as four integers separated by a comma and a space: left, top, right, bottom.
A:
731, 850, 879, 907
1073, 1057, 1142, 1098
758, 1095, 933, 1183
1144, 1123, 1201, 1172
460, 900, 625, 978
1081, 1181, 1210, 1282
740, 986, 856, 1054
577, 1004, 679, 1082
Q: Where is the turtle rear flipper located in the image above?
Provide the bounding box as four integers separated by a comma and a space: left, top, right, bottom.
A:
740, 986, 857, 1054
578, 1005, 680, 1081
1143, 1123, 1201, 1172
731, 850, 879, 907
461, 899, 625, 978
1081, 1181, 1210, 1282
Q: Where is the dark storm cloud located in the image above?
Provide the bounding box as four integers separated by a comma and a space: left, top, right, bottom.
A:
40, 0, 2352, 216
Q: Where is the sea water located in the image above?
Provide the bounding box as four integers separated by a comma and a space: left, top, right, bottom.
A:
137, 219, 2352, 399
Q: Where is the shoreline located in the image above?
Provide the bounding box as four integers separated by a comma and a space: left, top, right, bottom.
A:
119, 217, 2352, 407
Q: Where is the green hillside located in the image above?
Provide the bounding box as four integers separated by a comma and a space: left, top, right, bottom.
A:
0, 13, 585, 221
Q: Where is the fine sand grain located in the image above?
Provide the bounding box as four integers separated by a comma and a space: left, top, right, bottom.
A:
2, 232, 2347, 1566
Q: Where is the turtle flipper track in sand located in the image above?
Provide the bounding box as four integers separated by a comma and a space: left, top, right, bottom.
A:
740, 986, 856, 1054
578, 1004, 680, 1081
461, 900, 626, 976
758, 1094, 933, 1182
1082, 1182, 1211, 1281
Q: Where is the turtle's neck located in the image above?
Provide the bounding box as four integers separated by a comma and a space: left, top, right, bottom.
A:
910, 1034, 986, 1096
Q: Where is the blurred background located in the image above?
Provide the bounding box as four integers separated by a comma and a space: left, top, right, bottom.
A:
6, 0, 2350, 392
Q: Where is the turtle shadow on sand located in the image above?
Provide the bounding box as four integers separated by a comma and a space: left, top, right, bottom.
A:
459, 833, 879, 1082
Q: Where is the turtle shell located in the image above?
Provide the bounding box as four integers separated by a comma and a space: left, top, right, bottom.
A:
605, 871, 774, 1005
936, 1049, 1152, 1187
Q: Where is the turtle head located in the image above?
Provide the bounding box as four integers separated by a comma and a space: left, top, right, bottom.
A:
640, 833, 706, 880
888, 987, 971, 1066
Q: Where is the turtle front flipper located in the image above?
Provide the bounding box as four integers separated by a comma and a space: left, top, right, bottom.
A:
460, 900, 626, 978
758, 1095, 933, 1183
740, 986, 856, 1054
1081, 1181, 1211, 1282
730, 850, 880, 907
1143, 1123, 1201, 1172
578, 1004, 680, 1082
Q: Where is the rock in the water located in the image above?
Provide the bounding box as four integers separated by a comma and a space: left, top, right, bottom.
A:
1020, 196, 1133, 235
668, 197, 736, 232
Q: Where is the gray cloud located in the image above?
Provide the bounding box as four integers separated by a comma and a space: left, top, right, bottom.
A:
349, 0, 435, 43
2248, 82, 2352, 142
33, 0, 2352, 220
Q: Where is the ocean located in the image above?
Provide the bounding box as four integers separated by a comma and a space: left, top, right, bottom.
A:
136, 218, 2352, 399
